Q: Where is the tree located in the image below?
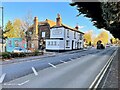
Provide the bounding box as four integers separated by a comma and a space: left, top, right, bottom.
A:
70, 2, 120, 39
21, 11, 33, 32
84, 30, 93, 46
4, 19, 25, 39
21, 11, 33, 49
4, 20, 16, 38
13, 19, 25, 39
93, 31, 109, 45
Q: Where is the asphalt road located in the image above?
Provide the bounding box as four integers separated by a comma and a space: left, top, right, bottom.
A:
2, 46, 117, 88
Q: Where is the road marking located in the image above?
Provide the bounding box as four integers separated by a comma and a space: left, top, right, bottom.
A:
60, 60, 67, 63
0, 73, 6, 83
3, 83, 18, 86
18, 80, 30, 86
48, 63, 56, 68
3, 80, 30, 86
32, 67, 38, 76
5, 60, 10, 61
69, 58, 73, 61
89, 49, 118, 89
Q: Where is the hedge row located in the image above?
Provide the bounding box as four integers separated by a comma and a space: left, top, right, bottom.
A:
2, 50, 43, 60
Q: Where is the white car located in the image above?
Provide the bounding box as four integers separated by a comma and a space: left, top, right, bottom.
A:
13, 47, 31, 53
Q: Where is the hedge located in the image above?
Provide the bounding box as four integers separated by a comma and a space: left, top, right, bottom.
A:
2, 51, 43, 60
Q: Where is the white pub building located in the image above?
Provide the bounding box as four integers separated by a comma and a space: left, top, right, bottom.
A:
46, 14, 84, 51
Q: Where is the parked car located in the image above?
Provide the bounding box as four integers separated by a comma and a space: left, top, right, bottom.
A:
13, 47, 31, 53
96, 40, 105, 49
106, 44, 110, 47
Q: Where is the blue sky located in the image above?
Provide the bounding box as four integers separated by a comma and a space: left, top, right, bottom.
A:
1, 2, 110, 37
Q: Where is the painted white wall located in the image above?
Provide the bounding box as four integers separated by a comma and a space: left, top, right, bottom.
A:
0, 44, 5, 52
46, 27, 84, 50
50, 27, 64, 38
46, 39, 65, 50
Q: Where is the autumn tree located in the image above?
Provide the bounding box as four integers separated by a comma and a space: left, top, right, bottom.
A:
93, 31, 109, 45
84, 30, 93, 46
4, 20, 16, 38
4, 19, 25, 39
13, 19, 25, 39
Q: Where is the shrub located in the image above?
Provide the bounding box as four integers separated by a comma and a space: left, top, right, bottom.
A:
19, 53, 26, 57
11, 53, 19, 58
2, 52, 11, 59
33, 50, 39, 56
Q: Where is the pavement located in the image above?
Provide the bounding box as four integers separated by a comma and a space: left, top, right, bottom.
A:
101, 47, 120, 89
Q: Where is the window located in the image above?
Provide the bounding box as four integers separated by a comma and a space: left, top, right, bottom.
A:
80, 34, 83, 40
80, 42, 82, 48
54, 41, 57, 46
51, 41, 53, 45
48, 41, 50, 45
74, 32, 76, 39
42, 32, 45, 37
67, 29, 69, 38
66, 40, 70, 47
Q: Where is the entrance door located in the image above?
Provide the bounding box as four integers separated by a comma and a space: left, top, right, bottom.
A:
72, 40, 74, 50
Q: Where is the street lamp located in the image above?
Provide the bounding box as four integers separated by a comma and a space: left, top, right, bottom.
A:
0, 6, 4, 52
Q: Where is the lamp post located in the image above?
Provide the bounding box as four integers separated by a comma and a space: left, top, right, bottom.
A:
0, 6, 4, 52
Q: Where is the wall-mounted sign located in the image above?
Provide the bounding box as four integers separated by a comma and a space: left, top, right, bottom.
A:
53, 29, 62, 35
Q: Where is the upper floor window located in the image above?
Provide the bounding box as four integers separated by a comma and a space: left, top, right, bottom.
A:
67, 29, 69, 38
74, 31, 76, 39
79, 34, 83, 40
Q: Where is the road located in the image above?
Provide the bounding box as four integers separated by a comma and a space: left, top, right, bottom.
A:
1, 46, 117, 88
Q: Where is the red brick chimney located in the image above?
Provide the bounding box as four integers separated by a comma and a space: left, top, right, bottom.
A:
34, 17, 38, 35
75, 23, 79, 30
56, 13, 62, 26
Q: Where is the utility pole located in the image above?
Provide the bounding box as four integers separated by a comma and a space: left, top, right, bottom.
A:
0, 6, 4, 52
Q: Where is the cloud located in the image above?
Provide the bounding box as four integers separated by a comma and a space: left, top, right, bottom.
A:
78, 25, 85, 29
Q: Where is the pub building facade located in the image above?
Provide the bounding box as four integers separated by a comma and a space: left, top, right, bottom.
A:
46, 14, 84, 51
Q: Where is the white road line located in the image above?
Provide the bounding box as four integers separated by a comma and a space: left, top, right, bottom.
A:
3, 80, 30, 86
32, 67, 38, 76
3, 83, 18, 86
89, 49, 118, 89
60, 60, 67, 63
18, 80, 30, 86
5, 60, 10, 61
69, 58, 73, 61
48, 63, 56, 68
0, 73, 6, 83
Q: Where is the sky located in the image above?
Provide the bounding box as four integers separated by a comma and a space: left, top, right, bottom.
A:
1, 2, 113, 38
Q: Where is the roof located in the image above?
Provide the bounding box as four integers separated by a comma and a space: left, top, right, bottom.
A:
51, 24, 84, 34
28, 19, 84, 34
46, 19, 56, 27
28, 19, 56, 31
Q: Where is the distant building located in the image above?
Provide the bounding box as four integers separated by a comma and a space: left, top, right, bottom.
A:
0, 38, 5, 52
27, 17, 56, 51
46, 14, 84, 51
